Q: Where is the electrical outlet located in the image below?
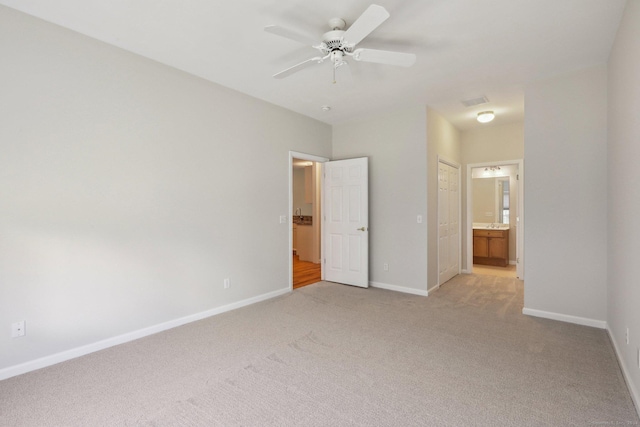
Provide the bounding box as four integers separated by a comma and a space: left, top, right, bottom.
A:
224, 278, 230, 289
11, 321, 26, 338
626, 327, 630, 345
279, 215, 287, 224
383, 263, 389, 271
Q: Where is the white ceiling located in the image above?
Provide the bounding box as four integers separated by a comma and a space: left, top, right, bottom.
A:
0, 0, 627, 130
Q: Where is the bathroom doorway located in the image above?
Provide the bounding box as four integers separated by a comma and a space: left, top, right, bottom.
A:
466, 160, 524, 280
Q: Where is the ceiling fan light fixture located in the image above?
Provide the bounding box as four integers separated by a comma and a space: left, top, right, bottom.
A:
477, 111, 495, 123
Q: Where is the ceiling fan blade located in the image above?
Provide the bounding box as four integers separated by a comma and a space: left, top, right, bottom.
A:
352, 48, 416, 67
273, 57, 324, 79
264, 25, 317, 46
342, 4, 390, 47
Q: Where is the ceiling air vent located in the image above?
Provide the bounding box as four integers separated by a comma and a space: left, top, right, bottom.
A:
461, 96, 489, 108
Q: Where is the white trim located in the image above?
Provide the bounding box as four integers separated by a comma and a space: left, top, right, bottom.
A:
606, 325, 640, 416
370, 281, 429, 297
289, 151, 330, 289
522, 308, 606, 329
0, 287, 291, 381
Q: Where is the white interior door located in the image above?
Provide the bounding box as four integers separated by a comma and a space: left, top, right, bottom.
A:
323, 158, 369, 288
438, 160, 460, 285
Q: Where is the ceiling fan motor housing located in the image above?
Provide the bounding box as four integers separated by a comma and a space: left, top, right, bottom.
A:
321, 30, 354, 55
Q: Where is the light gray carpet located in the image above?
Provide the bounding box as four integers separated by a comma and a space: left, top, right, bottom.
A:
1, 274, 638, 426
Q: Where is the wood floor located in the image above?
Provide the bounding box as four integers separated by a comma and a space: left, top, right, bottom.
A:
293, 255, 321, 289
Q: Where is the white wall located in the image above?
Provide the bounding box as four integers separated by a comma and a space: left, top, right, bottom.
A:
427, 108, 461, 289
607, 0, 640, 407
523, 65, 607, 323
332, 106, 428, 293
461, 123, 524, 269
0, 6, 331, 373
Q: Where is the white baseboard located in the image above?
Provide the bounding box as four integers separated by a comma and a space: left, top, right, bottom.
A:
370, 281, 429, 297
461, 269, 471, 274
606, 325, 640, 417
0, 287, 291, 381
522, 307, 607, 329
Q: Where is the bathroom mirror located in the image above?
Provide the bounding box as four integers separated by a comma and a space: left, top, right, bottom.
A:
471, 166, 514, 225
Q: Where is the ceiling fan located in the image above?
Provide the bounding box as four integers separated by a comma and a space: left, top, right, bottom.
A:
265, 4, 416, 81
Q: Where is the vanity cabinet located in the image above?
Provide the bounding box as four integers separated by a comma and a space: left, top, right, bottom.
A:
296, 224, 313, 262
473, 229, 509, 267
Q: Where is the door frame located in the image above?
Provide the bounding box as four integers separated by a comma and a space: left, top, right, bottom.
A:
437, 156, 462, 286
289, 151, 329, 290
466, 159, 524, 279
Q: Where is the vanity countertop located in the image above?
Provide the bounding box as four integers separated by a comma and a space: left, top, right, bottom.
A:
473, 222, 509, 230
293, 216, 312, 225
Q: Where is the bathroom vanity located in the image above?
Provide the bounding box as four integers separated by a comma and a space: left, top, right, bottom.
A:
473, 227, 509, 267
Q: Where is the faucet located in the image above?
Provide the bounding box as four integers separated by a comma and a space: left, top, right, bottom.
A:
295, 208, 303, 221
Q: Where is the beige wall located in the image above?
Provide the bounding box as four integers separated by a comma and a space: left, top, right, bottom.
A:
461, 122, 525, 165
292, 167, 312, 216
607, 0, 640, 406
472, 178, 497, 222
524, 65, 607, 322
333, 106, 428, 293
0, 6, 331, 373
427, 108, 461, 288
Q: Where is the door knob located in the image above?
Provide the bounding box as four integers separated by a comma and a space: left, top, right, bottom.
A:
357, 227, 368, 231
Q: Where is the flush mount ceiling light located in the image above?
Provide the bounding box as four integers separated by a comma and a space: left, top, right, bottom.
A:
477, 111, 495, 123
321, 105, 331, 112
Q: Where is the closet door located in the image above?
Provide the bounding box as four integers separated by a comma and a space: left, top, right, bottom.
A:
438, 161, 460, 285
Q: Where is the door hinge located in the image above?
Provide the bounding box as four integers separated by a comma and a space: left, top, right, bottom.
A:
517, 257, 520, 263
516, 174, 519, 180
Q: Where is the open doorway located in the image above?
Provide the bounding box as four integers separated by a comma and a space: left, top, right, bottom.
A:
289, 152, 328, 290
466, 160, 524, 280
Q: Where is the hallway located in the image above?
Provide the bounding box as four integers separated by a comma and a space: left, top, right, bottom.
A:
293, 255, 321, 289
